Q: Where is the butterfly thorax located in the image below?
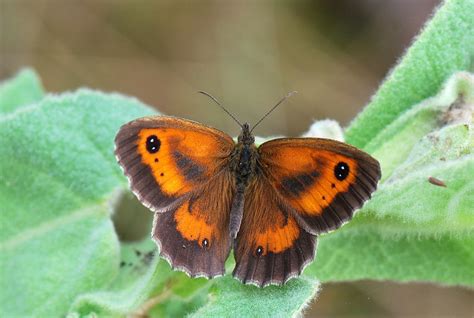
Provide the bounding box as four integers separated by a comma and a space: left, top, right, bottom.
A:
231, 123, 258, 191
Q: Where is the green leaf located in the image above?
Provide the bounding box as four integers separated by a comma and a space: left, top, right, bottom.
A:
0, 68, 44, 114
345, 0, 474, 149
308, 126, 474, 285
306, 0, 474, 287
149, 273, 212, 318
308, 226, 474, 285
0, 89, 154, 317
70, 238, 212, 317
310, 141, 474, 285
70, 236, 319, 318
190, 277, 319, 318
305, 73, 474, 286
69, 239, 174, 317
368, 71, 474, 180
365, 123, 473, 237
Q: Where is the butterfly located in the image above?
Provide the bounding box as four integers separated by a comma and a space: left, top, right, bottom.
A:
114, 94, 381, 287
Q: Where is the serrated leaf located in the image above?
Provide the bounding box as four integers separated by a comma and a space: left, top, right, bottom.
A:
0, 68, 44, 114
0, 88, 154, 317
345, 0, 474, 149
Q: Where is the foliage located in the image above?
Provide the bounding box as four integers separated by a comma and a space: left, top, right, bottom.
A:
1, 0, 473, 316
307, 73, 474, 286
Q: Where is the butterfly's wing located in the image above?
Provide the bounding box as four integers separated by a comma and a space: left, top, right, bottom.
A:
115, 116, 235, 212
152, 169, 235, 277
233, 172, 316, 287
232, 138, 380, 287
257, 138, 381, 235
115, 116, 236, 277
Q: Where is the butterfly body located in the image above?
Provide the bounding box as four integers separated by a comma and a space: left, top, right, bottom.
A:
230, 123, 257, 190
115, 115, 381, 287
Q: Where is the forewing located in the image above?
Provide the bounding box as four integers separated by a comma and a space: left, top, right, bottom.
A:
258, 138, 381, 234
114, 115, 235, 212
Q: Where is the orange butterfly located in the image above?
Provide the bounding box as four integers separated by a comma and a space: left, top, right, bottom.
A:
114, 95, 381, 287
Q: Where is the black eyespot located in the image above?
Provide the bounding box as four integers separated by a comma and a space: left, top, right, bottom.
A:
160, 173, 164, 177
255, 246, 263, 257
202, 238, 209, 248
146, 135, 161, 154
334, 162, 349, 181
322, 196, 326, 200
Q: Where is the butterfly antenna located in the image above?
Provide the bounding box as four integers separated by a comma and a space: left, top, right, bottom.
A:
250, 91, 297, 133
198, 91, 243, 127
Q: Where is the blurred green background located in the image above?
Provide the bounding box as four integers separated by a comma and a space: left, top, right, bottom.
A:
1, 0, 472, 317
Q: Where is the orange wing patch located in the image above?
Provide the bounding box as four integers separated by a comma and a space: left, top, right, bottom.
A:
174, 201, 214, 248
137, 128, 228, 196
253, 215, 300, 256
264, 147, 358, 216
236, 175, 302, 257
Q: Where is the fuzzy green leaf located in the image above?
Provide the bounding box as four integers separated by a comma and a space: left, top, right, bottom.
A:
308, 226, 474, 285
345, 0, 474, 149
308, 129, 474, 285
69, 238, 211, 317
305, 73, 474, 286
0, 89, 153, 317
0, 68, 44, 114
69, 227, 319, 317
366, 72, 474, 180
190, 277, 319, 318
306, 0, 474, 287
363, 123, 473, 237
68, 239, 174, 317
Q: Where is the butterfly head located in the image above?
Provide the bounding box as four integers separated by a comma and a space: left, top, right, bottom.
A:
238, 123, 255, 145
